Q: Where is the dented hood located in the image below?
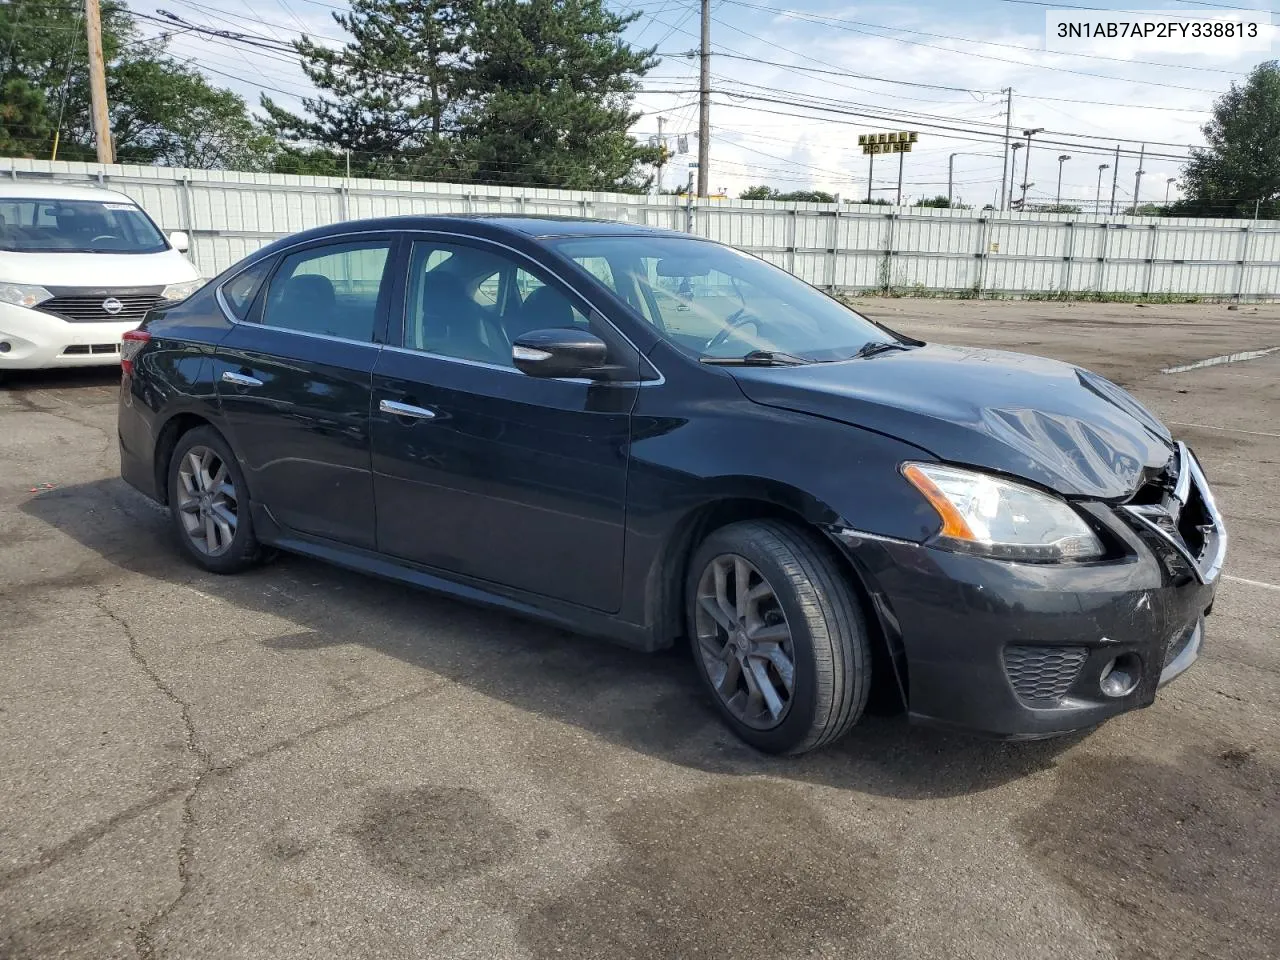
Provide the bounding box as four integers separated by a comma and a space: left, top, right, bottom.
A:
730, 343, 1175, 500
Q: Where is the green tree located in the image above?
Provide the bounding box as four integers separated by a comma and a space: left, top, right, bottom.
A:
0, 0, 271, 167
914, 194, 955, 208
739, 186, 836, 202
459, 0, 659, 189
1176, 60, 1280, 219
269, 0, 659, 189
261, 0, 470, 177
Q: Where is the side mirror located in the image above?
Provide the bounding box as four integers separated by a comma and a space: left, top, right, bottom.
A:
168, 230, 190, 253
512, 328, 609, 379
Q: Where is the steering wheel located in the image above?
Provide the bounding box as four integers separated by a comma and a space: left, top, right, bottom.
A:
704, 307, 759, 353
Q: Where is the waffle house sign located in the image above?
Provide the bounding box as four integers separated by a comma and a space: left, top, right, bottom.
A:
858, 131, 919, 155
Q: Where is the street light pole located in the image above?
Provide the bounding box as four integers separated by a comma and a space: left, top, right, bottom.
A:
1056, 154, 1071, 208
1020, 127, 1044, 210
1096, 163, 1110, 215
1165, 177, 1176, 206
948, 153, 956, 206
1010, 143, 1023, 208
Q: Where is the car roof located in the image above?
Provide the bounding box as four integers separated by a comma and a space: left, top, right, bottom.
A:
279, 214, 696, 244
0, 181, 140, 205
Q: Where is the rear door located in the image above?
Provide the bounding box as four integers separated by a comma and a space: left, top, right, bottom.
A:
370, 234, 639, 612
213, 235, 398, 549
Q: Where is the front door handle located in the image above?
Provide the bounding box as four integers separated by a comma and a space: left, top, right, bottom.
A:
221, 370, 263, 387
380, 399, 436, 420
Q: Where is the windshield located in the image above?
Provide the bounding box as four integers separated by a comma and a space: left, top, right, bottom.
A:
550, 235, 898, 362
0, 198, 168, 254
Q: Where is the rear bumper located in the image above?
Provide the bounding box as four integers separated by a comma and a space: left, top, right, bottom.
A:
0, 303, 135, 369
833, 504, 1219, 739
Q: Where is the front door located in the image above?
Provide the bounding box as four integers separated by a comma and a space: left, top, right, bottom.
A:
370, 236, 637, 612
214, 236, 398, 549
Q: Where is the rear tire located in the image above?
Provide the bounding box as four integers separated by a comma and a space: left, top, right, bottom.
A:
686, 520, 871, 755
166, 426, 262, 574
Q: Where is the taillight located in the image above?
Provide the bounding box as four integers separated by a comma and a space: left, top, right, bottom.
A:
121, 328, 150, 377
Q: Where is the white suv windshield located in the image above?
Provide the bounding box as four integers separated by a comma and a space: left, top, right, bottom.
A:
551, 235, 898, 362
0, 198, 168, 254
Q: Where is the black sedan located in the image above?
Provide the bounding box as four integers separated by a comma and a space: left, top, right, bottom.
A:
117, 216, 1226, 754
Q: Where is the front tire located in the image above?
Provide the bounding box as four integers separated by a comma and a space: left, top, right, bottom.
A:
686, 520, 871, 755
166, 426, 262, 574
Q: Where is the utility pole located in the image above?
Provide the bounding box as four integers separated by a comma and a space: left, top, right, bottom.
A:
1108, 144, 1120, 216
1131, 143, 1145, 215
896, 149, 904, 206
999, 88, 1013, 210
84, 0, 112, 163
1019, 128, 1043, 210
1096, 163, 1110, 215
656, 115, 666, 194
696, 0, 711, 197
948, 153, 956, 206
1056, 155, 1070, 208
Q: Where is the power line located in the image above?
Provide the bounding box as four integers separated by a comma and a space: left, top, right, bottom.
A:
717, 0, 1249, 76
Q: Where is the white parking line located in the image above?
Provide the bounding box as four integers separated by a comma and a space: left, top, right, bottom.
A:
1169, 421, 1280, 440
1224, 575, 1280, 592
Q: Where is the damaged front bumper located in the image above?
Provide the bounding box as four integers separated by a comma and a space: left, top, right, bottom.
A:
833, 443, 1225, 739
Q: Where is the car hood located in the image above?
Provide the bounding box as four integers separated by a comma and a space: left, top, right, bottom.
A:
730, 343, 1175, 499
0, 249, 198, 287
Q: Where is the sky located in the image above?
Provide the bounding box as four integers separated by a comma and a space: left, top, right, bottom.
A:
125, 0, 1279, 207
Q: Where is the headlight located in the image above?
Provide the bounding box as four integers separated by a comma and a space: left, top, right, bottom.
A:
0, 282, 53, 308
902, 462, 1104, 561
161, 278, 205, 301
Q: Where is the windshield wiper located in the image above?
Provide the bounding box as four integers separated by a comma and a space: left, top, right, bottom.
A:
853, 340, 912, 359
701, 350, 811, 366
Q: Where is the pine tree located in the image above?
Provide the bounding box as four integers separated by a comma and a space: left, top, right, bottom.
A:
261, 0, 472, 178
460, 0, 660, 190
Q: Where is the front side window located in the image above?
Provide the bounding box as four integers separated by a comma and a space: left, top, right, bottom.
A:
0, 198, 168, 254
261, 241, 391, 341
403, 240, 591, 366
551, 236, 897, 363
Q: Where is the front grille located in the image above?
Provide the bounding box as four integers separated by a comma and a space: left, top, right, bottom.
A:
1003, 644, 1088, 704
37, 294, 164, 324
61, 343, 121, 356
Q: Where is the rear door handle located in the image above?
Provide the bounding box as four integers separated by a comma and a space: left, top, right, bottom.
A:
380, 399, 436, 420
221, 371, 263, 387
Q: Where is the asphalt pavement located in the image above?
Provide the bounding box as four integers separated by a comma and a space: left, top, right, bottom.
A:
1, 299, 1276, 960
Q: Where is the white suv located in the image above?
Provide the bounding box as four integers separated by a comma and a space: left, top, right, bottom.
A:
0, 182, 203, 374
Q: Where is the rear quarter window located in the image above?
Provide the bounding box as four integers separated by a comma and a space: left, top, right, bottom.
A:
219, 258, 274, 320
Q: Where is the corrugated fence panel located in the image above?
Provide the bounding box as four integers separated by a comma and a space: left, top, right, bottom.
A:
8, 159, 1280, 298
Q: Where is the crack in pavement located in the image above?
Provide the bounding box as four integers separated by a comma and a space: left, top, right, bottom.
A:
83, 588, 439, 960
94, 589, 212, 960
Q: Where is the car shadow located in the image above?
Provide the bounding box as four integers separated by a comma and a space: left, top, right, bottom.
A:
1, 368, 121, 391
23, 476, 1086, 800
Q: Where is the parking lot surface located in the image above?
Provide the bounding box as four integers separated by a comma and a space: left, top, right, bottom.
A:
2, 299, 1277, 960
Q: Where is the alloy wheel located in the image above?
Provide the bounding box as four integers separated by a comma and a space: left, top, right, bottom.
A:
175, 445, 239, 557
693, 553, 797, 729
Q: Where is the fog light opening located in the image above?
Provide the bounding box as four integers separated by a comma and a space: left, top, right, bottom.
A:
1099, 653, 1141, 698
0, 341, 11, 354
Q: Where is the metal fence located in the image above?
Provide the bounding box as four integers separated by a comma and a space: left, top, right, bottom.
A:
7, 158, 1280, 300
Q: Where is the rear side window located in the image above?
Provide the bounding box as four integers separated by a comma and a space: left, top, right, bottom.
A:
220, 258, 273, 320
261, 241, 391, 342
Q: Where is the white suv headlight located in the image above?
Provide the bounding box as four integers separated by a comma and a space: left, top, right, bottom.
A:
0, 282, 54, 308
903, 462, 1104, 561
161, 278, 205, 302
